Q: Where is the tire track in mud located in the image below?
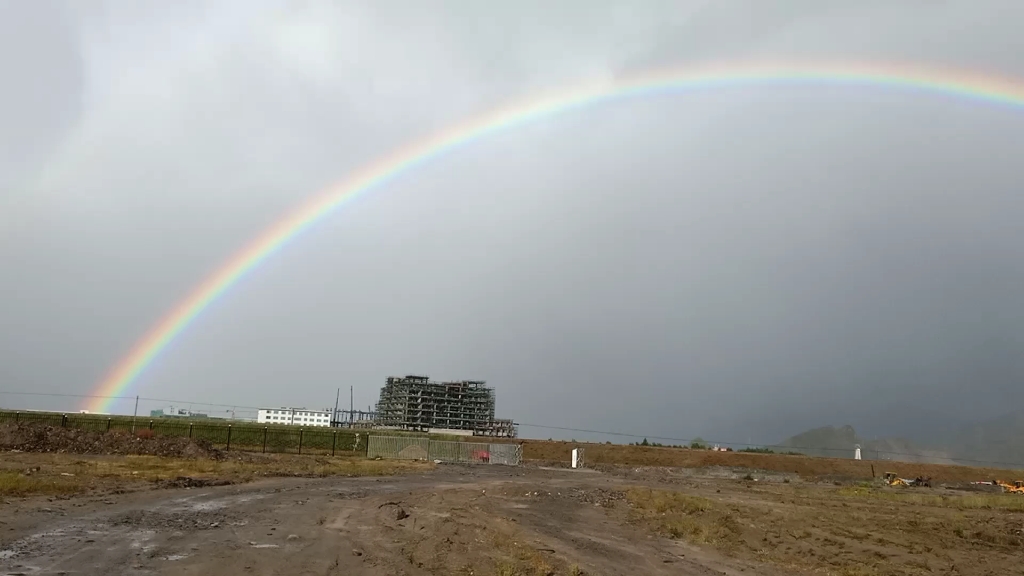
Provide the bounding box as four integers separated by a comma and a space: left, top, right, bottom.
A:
2, 467, 767, 576
0, 471, 492, 575
0, 489, 271, 574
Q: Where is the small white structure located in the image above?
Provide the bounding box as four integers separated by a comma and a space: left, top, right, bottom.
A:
854, 444, 862, 460
571, 447, 585, 469
257, 407, 331, 427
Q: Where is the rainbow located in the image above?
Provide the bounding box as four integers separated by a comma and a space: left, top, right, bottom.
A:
84, 59, 1024, 413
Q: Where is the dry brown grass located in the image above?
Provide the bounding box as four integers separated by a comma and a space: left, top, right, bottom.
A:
0, 451, 430, 497
519, 440, 1022, 483
0, 470, 85, 497
486, 523, 589, 576
82, 453, 427, 481
625, 487, 740, 546
837, 485, 1024, 511
489, 527, 557, 576
622, 483, 1024, 576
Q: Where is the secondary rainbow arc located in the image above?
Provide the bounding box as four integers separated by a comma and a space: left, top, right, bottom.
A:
84, 60, 1024, 413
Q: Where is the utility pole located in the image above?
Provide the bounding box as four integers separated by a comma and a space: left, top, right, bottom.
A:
132, 395, 139, 433
333, 388, 340, 427
350, 386, 354, 424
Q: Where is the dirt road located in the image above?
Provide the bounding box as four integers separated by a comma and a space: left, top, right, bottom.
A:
4, 462, 1022, 575
1, 465, 767, 576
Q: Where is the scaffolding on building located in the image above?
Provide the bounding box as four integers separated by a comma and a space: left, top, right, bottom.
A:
374, 375, 518, 438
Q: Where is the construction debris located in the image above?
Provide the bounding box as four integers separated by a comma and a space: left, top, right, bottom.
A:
882, 472, 931, 487
970, 480, 1024, 494
0, 423, 219, 459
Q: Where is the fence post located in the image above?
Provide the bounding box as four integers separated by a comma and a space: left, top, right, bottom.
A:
15, 412, 19, 423
226, 425, 232, 451
188, 423, 193, 439
106, 418, 111, 431
61, 414, 67, 428
298, 428, 304, 455
332, 431, 337, 456
149, 420, 154, 430
263, 427, 268, 453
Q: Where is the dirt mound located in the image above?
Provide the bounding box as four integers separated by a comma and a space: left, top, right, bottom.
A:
0, 423, 220, 459
505, 485, 626, 507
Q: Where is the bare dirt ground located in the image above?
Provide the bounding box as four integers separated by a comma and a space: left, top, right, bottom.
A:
3, 458, 1023, 576
2, 424, 1023, 575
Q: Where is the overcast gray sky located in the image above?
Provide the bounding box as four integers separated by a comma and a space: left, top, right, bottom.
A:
3, 0, 1024, 446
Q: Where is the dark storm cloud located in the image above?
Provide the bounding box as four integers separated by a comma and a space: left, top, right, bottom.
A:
2, 1, 1023, 449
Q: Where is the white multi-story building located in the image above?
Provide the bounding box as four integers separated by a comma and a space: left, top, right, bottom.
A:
257, 407, 331, 427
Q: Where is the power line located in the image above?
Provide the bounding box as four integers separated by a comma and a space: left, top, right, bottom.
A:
0, 391, 266, 412
519, 422, 691, 443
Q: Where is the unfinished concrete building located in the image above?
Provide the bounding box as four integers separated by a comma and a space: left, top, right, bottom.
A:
374, 375, 518, 437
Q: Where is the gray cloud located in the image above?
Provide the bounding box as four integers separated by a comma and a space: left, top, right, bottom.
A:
0, 1, 84, 209
3, 1, 1024, 449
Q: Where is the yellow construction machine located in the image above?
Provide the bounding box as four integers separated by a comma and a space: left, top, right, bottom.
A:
997, 480, 1024, 494
883, 472, 931, 488
971, 480, 1024, 494
883, 472, 909, 487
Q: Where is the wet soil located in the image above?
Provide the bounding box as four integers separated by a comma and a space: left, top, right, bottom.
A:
2, 464, 1021, 575
0, 465, 773, 575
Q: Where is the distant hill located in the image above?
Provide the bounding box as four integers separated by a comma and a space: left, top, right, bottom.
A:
782, 413, 1024, 470
780, 425, 860, 459
937, 410, 1024, 469
779, 425, 956, 465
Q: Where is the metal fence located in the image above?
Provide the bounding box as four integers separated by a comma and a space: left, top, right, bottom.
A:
366, 435, 430, 460
367, 435, 522, 466
0, 410, 360, 456
489, 442, 523, 465
0, 410, 518, 463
